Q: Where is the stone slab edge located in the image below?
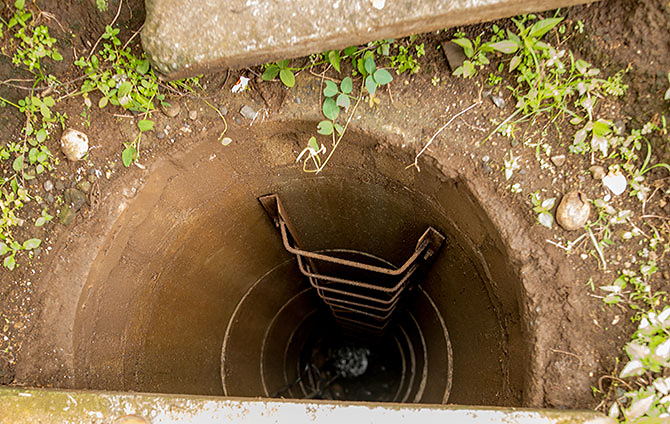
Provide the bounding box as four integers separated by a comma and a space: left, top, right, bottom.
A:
0, 387, 614, 424
141, 0, 595, 80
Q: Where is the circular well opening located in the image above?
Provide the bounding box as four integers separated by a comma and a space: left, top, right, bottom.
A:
72, 122, 526, 406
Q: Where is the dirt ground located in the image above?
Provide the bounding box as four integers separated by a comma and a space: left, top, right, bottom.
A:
0, 0, 669, 413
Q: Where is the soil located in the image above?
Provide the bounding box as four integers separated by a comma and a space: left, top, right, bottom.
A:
0, 0, 668, 414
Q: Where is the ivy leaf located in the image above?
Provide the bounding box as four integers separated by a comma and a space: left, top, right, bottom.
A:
262, 65, 280, 81
279, 69, 295, 87
323, 80, 338, 97
137, 119, 154, 132
322, 97, 340, 120
336, 93, 350, 109
488, 40, 519, 54
122, 146, 137, 167
327, 50, 341, 73
36, 128, 47, 143
22, 238, 41, 250
373, 68, 393, 85
317, 120, 334, 135
340, 77, 353, 94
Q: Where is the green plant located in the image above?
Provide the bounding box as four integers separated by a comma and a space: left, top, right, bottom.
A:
530, 191, 556, 228
261, 59, 296, 88
96, 0, 109, 12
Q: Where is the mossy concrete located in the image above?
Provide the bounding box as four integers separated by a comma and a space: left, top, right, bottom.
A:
141, 0, 595, 79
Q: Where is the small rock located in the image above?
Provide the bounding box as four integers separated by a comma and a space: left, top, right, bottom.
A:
114, 415, 148, 424
43, 180, 54, 192
589, 165, 606, 180
294, 97, 302, 104
602, 171, 627, 196
60, 128, 89, 161
76, 180, 92, 193
188, 110, 198, 120
55, 181, 65, 191
551, 155, 566, 167
240, 105, 258, 120
58, 205, 76, 225
219, 106, 228, 116
486, 92, 505, 109
556, 191, 591, 231
441, 41, 467, 72
161, 101, 181, 118
45, 194, 55, 204
63, 188, 88, 212
156, 131, 166, 140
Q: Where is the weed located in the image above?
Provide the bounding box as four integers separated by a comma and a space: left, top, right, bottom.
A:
530, 191, 556, 228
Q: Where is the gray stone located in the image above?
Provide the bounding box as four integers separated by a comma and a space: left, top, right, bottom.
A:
161, 101, 181, 118
442, 41, 467, 72
43, 180, 54, 192
189, 110, 198, 120
550, 155, 566, 167
142, 0, 594, 79
76, 180, 92, 193
58, 205, 76, 225
240, 105, 259, 121
63, 188, 88, 212
54, 181, 65, 191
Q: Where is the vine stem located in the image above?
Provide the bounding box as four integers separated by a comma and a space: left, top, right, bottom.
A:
407, 100, 481, 172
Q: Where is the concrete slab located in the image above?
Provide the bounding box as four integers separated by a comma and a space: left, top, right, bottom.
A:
142, 0, 594, 79
0, 387, 614, 424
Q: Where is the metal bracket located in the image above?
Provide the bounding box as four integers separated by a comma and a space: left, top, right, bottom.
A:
259, 194, 445, 333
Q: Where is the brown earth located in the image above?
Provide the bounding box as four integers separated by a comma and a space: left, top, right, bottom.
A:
0, 0, 668, 413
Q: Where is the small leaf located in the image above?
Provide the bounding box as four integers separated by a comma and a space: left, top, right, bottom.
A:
334, 123, 344, 135
373, 68, 393, 85
488, 40, 519, 54
529, 17, 563, 39
317, 120, 334, 135
35, 217, 46, 227
541, 198, 556, 210
664, 87, 670, 101
262, 65, 280, 81
336, 93, 350, 109
12, 155, 24, 172
323, 80, 338, 97
136, 60, 150, 74
36, 128, 47, 143
0, 243, 9, 255
14, 0, 25, 9
509, 55, 521, 72
340, 77, 353, 94
538, 212, 554, 228
98, 96, 109, 108
279, 69, 295, 88
327, 50, 341, 73
3, 255, 16, 271
122, 146, 137, 167
22, 238, 41, 250
364, 56, 376, 75
452, 38, 474, 58
117, 81, 132, 98
322, 97, 339, 120
365, 76, 377, 95
307, 136, 319, 151
138, 119, 154, 132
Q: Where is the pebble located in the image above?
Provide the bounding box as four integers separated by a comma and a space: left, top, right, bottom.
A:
43, 180, 54, 192
240, 105, 259, 120
58, 205, 76, 225
603, 171, 627, 196
294, 97, 302, 104
550, 155, 566, 167
156, 131, 166, 140
76, 180, 92, 193
556, 191, 591, 231
45, 194, 54, 204
60, 128, 89, 161
589, 165, 606, 180
188, 110, 198, 120
161, 101, 181, 118
441, 41, 467, 72
490, 94, 505, 109
55, 181, 65, 191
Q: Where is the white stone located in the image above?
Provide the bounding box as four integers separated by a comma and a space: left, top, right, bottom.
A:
60, 129, 89, 161
602, 171, 627, 196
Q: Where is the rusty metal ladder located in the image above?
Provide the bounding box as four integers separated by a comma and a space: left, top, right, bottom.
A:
259, 194, 445, 334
